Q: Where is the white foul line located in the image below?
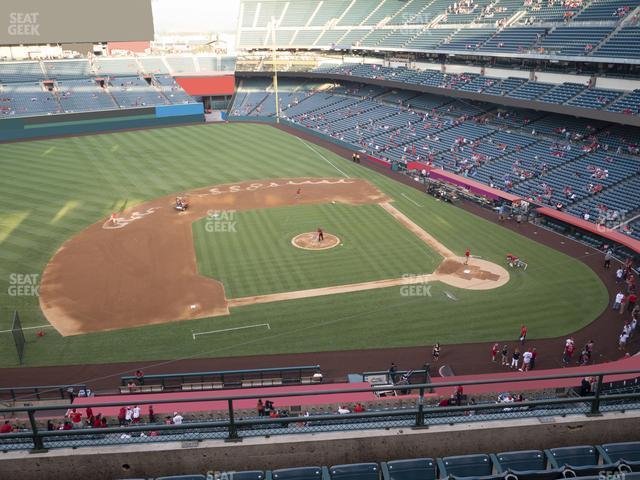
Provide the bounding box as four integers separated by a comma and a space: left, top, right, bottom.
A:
296, 137, 350, 178
401, 193, 422, 207
192, 323, 271, 340
0, 324, 53, 334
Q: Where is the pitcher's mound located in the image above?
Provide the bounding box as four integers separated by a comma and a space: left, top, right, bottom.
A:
292, 232, 340, 250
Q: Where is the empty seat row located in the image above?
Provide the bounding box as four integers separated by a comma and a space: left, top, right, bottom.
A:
134, 442, 640, 480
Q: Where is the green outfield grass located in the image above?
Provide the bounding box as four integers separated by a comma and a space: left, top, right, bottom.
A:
193, 203, 442, 298
0, 122, 608, 367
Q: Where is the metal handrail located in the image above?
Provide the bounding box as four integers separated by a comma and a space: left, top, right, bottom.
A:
1, 389, 640, 449
2, 367, 639, 414
120, 365, 321, 385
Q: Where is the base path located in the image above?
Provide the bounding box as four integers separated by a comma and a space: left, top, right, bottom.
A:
380, 201, 509, 290
39, 178, 388, 336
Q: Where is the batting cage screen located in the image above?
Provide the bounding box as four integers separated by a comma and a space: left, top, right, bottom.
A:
11, 311, 25, 365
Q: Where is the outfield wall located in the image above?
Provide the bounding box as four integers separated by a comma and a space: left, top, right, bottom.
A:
0, 104, 205, 143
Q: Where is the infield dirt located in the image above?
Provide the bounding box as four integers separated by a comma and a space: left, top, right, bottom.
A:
39, 177, 508, 336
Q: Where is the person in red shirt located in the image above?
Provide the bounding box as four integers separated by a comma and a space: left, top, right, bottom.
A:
464, 248, 470, 265
0, 421, 12, 433
118, 407, 126, 427
354, 403, 365, 413
520, 325, 527, 345
491, 343, 499, 362
628, 293, 637, 312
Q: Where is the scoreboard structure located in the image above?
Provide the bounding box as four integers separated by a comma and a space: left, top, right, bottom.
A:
1, 0, 154, 45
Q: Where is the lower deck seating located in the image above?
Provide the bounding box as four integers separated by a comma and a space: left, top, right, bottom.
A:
0, 82, 60, 117
108, 76, 170, 108
229, 79, 640, 238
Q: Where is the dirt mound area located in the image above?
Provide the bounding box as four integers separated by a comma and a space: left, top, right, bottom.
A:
435, 257, 509, 290
437, 258, 500, 281
292, 232, 340, 250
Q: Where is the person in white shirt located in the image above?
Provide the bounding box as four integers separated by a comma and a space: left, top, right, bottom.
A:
172, 412, 183, 425
337, 406, 350, 415
619, 332, 629, 350
132, 405, 141, 424
521, 350, 533, 372
613, 292, 624, 310
125, 407, 133, 425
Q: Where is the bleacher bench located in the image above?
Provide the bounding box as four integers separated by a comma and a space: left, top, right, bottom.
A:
119, 385, 164, 394
181, 382, 224, 391
301, 374, 323, 384
241, 378, 283, 388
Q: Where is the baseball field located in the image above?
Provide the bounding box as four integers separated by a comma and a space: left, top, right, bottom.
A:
0, 122, 608, 367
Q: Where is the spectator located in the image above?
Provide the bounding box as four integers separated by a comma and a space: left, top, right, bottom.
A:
454, 385, 464, 405
125, 406, 133, 425
619, 332, 629, 350
628, 292, 637, 313
148, 405, 155, 423
520, 325, 527, 344
563, 338, 575, 365
69, 408, 82, 429
604, 249, 613, 269
530, 347, 537, 369
337, 405, 351, 414
0, 421, 12, 433
257, 399, 265, 417
501, 344, 509, 366
118, 407, 126, 427
47, 420, 54, 431
521, 350, 533, 371
388, 363, 398, 384
265, 400, 275, 415
132, 405, 141, 424
511, 348, 521, 369
432, 343, 441, 361
613, 291, 624, 311
172, 412, 184, 425
353, 403, 365, 413
135, 369, 145, 385
491, 343, 499, 362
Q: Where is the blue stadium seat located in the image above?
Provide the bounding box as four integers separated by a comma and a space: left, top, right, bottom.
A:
492, 450, 547, 472
229, 472, 266, 480
328, 463, 379, 480
545, 446, 619, 476
272, 467, 325, 480
381, 458, 437, 480
437, 454, 497, 479
491, 450, 563, 480
156, 476, 207, 480
598, 442, 640, 471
